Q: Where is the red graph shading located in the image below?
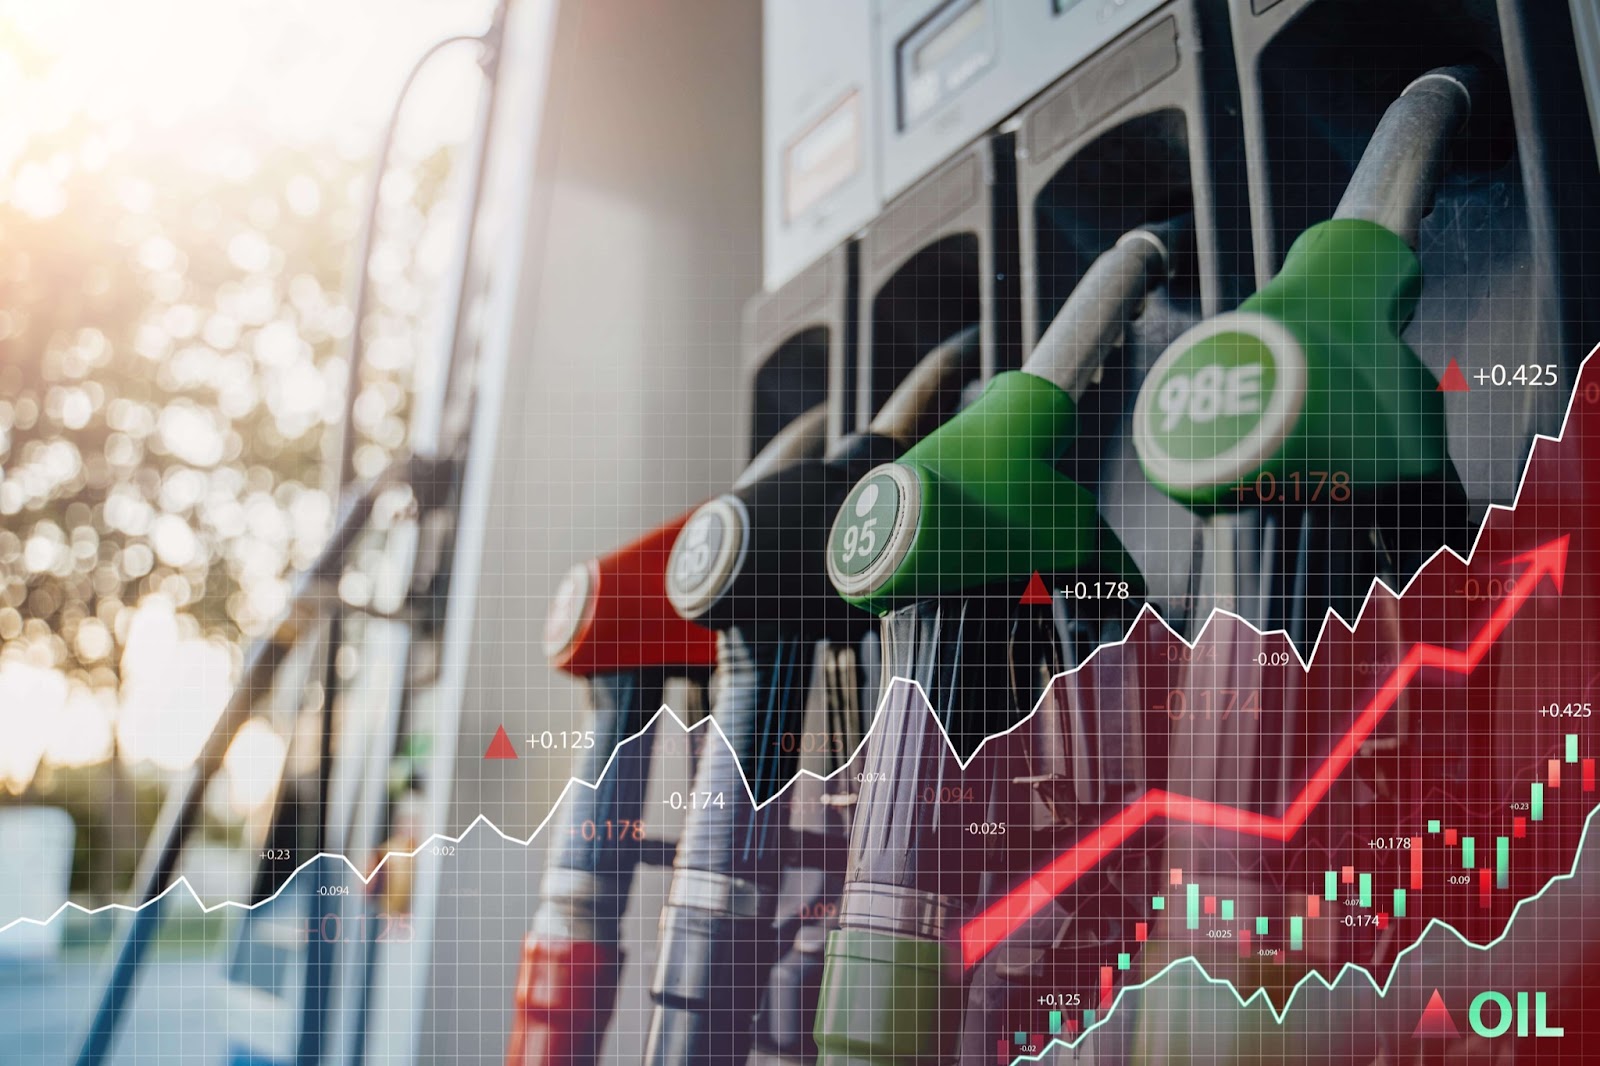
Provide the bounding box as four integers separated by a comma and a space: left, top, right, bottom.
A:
960, 535, 1571, 967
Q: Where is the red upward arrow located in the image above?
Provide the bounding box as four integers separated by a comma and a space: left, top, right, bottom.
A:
1437, 358, 1471, 392
484, 725, 519, 760
961, 536, 1570, 967
1413, 989, 1460, 1038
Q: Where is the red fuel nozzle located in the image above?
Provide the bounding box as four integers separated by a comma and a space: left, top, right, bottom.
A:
506, 933, 622, 1066
512, 512, 718, 1066
542, 511, 719, 677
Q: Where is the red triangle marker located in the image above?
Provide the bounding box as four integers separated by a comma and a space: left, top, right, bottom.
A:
1020, 572, 1053, 606
1413, 989, 1460, 1039
484, 725, 519, 760
1437, 358, 1470, 392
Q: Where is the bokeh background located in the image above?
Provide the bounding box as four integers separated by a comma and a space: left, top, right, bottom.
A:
0, 1, 766, 1059
0, 0, 495, 903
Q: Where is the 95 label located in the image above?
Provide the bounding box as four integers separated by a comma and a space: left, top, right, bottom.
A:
830, 472, 900, 578
827, 464, 920, 599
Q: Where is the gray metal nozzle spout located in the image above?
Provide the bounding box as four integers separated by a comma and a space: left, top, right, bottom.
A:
733, 402, 828, 490
865, 325, 981, 448
1022, 214, 1192, 401
1334, 64, 1482, 247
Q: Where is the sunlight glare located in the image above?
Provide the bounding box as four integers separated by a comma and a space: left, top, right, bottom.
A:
220, 716, 288, 817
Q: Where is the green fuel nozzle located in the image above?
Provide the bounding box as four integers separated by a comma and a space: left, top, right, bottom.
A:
665, 331, 978, 631
1133, 67, 1478, 511
825, 218, 1189, 615
643, 337, 979, 1066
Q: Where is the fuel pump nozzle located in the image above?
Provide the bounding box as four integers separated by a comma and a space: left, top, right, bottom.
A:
505, 513, 718, 1066
1125, 67, 1485, 1064
826, 216, 1188, 613
643, 340, 978, 1066
510, 406, 833, 1066
1133, 67, 1478, 585
814, 221, 1188, 1066
667, 331, 978, 628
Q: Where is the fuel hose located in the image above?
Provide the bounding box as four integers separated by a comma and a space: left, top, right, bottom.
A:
816, 218, 1189, 1065
645, 334, 981, 1065
506, 514, 717, 1066
1127, 66, 1482, 1064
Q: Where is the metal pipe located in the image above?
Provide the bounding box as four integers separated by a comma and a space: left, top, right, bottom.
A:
506, 672, 663, 1066
643, 627, 814, 1066
71, 455, 413, 1066
1334, 65, 1479, 247
815, 595, 1041, 1066
300, 6, 507, 1059
1022, 218, 1187, 401
421, 10, 510, 463
733, 403, 829, 490
535, 672, 663, 941
328, 32, 489, 492
650, 329, 983, 1063
866, 326, 980, 447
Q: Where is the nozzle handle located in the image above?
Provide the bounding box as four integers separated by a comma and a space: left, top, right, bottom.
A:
544, 512, 719, 676
735, 402, 828, 490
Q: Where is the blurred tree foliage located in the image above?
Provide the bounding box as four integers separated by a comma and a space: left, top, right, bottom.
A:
0, 53, 460, 897
1, 133, 453, 679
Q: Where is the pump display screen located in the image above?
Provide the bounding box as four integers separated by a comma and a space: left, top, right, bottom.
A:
783, 91, 862, 223
897, 0, 996, 129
